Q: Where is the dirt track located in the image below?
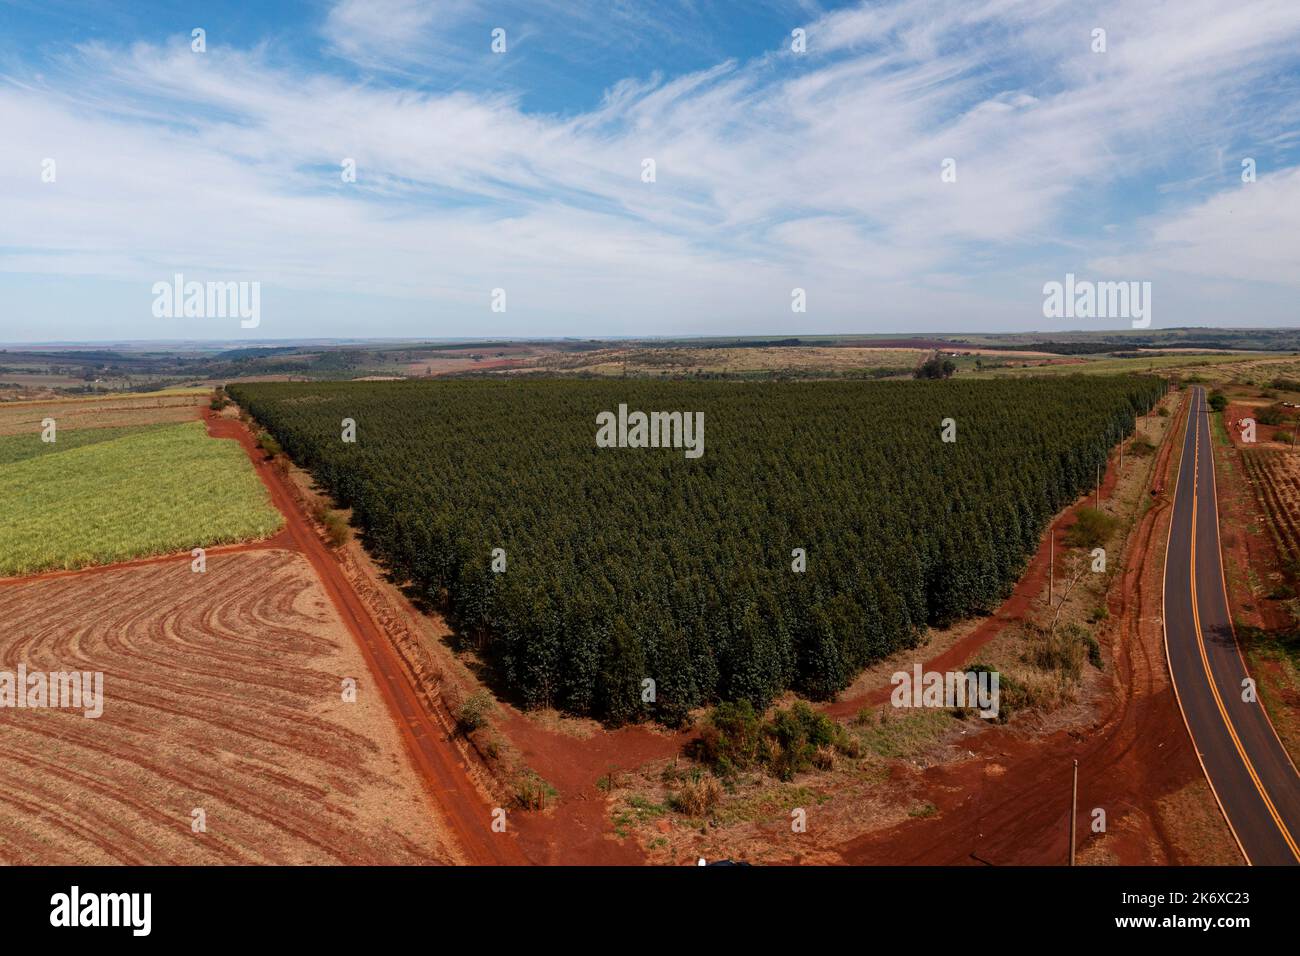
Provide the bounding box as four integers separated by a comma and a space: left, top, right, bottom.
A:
203, 409, 526, 865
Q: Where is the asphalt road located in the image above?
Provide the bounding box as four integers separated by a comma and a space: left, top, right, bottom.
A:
1163, 386, 1300, 864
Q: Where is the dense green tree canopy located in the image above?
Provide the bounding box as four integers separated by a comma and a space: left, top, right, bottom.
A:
230, 375, 1161, 725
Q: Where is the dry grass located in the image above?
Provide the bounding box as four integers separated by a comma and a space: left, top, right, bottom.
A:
668, 772, 724, 815
531, 346, 927, 377
0, 390, 204, 435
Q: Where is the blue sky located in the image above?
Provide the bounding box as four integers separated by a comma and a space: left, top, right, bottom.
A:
1, 0, 1299, 343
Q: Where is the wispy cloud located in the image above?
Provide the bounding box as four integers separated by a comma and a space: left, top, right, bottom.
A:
2, 0, 1299, 340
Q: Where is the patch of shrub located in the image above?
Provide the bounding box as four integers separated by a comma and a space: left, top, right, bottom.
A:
668, 771, 723, 815
514, 772, 557, 810
913, 354, 956, 380
966, 663, 1014, 724
457, 690, 494, 733
688, 700, 854, 781
1066, 507, 1118, 549
321, 510, 350, 548
257, 431, 282, 458
1257, 404, 1285, 427
689, 701, 763, 776
1084, 632, 1104, 669
1022, 623, 1092, 684
766, 701, 839, 781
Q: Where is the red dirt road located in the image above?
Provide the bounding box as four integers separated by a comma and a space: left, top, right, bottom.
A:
204, 409, 526, 865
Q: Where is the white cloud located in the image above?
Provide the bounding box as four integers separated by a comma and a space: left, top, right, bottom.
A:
1093, 167, 1300, 287
322, 0, 479, 70
1, 0, 1299, 339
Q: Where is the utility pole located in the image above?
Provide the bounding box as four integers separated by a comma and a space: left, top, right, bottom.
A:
1096, 461, 1101, 508
1049, 527, 1054, 606
1070, 759, 1078, 867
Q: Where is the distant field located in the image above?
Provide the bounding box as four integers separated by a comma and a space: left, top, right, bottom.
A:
974, 352, 1265, 378
527, 346, 929, 378
1170, 354, 1300, 385
0, 420, 282, 576
0, 390, 204, 435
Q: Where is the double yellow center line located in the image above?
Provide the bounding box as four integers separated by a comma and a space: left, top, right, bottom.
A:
1186, 387, 1300, 862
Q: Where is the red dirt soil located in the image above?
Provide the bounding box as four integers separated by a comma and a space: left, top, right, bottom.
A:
202, 409, 526, 865
500, 711, 688, 864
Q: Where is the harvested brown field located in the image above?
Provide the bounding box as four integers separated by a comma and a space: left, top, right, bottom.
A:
0, 549, 458, 864
0, 390, 204, 435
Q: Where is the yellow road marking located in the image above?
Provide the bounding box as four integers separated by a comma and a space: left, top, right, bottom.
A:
1188, 388, 1300, 861
1161, 389, 1250, 863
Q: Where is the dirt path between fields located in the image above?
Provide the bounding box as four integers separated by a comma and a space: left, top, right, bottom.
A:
202, 409, 526, 865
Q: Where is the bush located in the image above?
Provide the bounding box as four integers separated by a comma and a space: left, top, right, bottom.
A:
1084, 633, 1104, 670
321, 510, 350, 548
966, 663, 1012, 724
1127, 438, 1156, 456
1157, 406, 1170, 417
1023, 623, 1092, 683
668, 772, 722, 815
457, 691, 494, 733
1208, 391, 1228, 412
257, 432, 282, 458
913, 354, 957, 380
1257, 404, 1285, 427
689, 701, 762, 776
689, 700, 851, 782
766, 701, 838, 781
1066, 507, 1118, 549
514, 772, 557, 810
